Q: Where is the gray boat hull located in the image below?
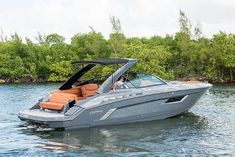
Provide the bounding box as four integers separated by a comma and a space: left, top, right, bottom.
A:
18, 83, 211, 129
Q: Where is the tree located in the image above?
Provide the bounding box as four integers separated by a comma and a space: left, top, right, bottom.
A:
179, 10, 192, 36
194, 22, 203, 39
0, 12, 234, 83
109, 16, 126, 54
71, 30, 110, 60
46, 33, 65, 45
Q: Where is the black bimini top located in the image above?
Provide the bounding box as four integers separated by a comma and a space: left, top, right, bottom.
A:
60, 58, 133, 90
72, 58, 129, 65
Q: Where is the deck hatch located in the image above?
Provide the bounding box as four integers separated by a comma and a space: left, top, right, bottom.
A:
165, 96, 185, 103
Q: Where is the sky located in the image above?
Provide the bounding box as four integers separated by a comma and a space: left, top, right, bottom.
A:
0, 0, 235, 42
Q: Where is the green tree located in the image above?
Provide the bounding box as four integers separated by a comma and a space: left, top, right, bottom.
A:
71, 30, 110, 60
109, 16, 126, 54
46, 33, 65, 45
179, 10, 192, 36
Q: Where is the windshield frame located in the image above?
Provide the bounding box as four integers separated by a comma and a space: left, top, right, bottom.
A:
118, 73, 167, 89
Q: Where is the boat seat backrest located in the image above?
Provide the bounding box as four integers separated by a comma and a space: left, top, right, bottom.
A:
81, 84, 98, 97
51, 86, 82, 97
40, 84, 98, 111
49, 92, 77, 104
39, 92, 78, 111
40, 102, 65, 111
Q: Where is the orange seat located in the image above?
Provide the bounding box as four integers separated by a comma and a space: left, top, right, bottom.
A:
40, 102, 65, 110
40, 92, 77, 110
52, 86, 82, 97
40, 84, 98, 111
77, 96, 87, 101
81, 84, 98, 97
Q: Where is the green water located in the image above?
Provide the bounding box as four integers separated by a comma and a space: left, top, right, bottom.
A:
0, 83, 234, 156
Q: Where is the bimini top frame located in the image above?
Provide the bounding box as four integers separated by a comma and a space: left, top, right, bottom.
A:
59, 58, 137, 93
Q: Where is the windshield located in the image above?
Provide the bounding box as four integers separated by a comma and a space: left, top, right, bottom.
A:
124, 73, 166, 88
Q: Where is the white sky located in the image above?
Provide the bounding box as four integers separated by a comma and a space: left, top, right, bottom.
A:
0, 0, 235, 42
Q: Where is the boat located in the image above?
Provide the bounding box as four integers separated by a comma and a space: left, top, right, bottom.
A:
18, 58, 212, 129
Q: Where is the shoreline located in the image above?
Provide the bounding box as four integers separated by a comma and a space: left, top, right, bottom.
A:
0, 79, 234, 84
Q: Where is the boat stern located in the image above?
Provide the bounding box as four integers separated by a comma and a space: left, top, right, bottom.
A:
18, 109, 66, 128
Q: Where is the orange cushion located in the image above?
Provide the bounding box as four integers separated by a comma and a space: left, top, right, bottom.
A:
52, 86, 82, 97
77, 97, 87, 100
49, 92, 77, 103
81, 84, 98, 97
40, 102, 65, 110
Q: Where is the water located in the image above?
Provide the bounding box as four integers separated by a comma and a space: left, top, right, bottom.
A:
0, 83, 234, 156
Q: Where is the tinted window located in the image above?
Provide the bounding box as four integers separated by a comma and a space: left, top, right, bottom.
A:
126, 74, 166, 88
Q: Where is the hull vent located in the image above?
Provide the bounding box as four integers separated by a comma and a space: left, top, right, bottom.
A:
166, 96, 185, 103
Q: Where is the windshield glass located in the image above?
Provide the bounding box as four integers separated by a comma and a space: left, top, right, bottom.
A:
124, 73, 166, 88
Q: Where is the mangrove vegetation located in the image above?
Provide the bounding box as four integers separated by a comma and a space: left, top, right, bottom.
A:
0, 11, 234, 83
